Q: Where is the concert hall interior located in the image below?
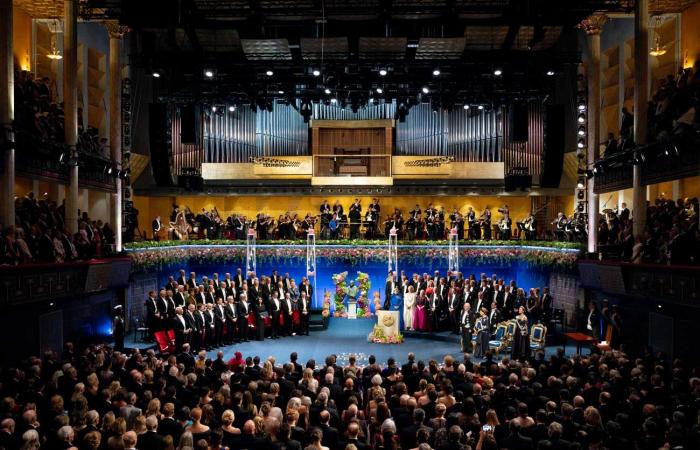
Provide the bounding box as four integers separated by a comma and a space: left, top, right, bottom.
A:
3, 1, 700, 450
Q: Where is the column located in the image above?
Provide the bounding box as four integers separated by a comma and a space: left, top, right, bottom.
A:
0, 0, 15, 228
581, 14, 607, 254
107, 22, 125, 252
633, 0, 649, 235
64, 0, 79, 234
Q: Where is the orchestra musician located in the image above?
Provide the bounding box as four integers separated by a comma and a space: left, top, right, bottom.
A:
320, 200, 332, 239
449, 208, 464, 240
552, 212, 569, 241
480, 207, 492, 240
333, 201, 346, 237
436, 206, 446, 240
497, 205, 512, 240
349, 199, 361, 239
408, 204, 421, 240
152, 215, 162, 241
425, 203, 436, 240
466, 206, 478, 240
517, 212, 537, 240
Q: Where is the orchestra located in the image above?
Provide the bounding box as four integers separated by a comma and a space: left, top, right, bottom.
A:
156, 201, 542, 241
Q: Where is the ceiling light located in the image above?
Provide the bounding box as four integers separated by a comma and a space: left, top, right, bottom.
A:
577, 139, 585, 149
577, 113, 586, 123
278, 90, 284, 94
204, 69, 214, 78
312, 69, 321, 77
493, 68, 503, 76
376, 87, 383, 94
228, 105, 235, 112
152, 71, 161, 78
324, 88, 331, 94
369, 98, 374, 103
379, 69, 388, 76
422, 86, 429, 94
211, 106, 217, 112
330, 98, 337, 104
577, 126, 586, 136
266, 70, 274, 76
478, 105, 484, 110
577, 102, 587, 111
546, 70, 555, 76
432, 68, 441, 76
577, 178, 585, 189
463, 104, 470, 110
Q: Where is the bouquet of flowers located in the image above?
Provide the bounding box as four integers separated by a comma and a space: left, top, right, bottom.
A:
367, 324, 404, 344
332, 271, 348, 317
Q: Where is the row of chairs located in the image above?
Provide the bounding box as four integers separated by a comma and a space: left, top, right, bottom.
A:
486, 320, 547, 356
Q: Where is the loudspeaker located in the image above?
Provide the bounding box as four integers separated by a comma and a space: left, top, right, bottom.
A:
540, 104, 566, 188
179, 104, 197, 144
178, 175, 203, 191
148, 103, 175, 186
510, 102, 529, 142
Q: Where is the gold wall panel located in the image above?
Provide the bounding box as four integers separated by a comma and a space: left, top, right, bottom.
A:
202, 159, 313, 180
310, 119, 394, 129
392, 157, 505, 179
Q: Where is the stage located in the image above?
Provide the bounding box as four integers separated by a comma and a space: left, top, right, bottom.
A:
124, 317, 588, 365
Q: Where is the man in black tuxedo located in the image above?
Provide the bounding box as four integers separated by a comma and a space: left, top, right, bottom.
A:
224, 296, 238, 344
145, 290, 160, 338
213, 298, 226, 347
448, 281, 461, 334
238, 293, 251, 342
174, 286, 187, 308
384, 271, 397, 310
234, 268, 244, 292
157, 403, 183, 443
176, 269, 187, 287
184, 304, 199, 348
186, 272, 198, 289
156, 289, 170, 329
269, 291, 282, 339
281, 292, 294, 337
152, 216, 162, 241
300, 277, 313, 300
489, 301, 502, 334
299, 291, 311, 336
541, 287, 553, 324
460, 302, 475, 353
587, 300, 602, 340
172, 307, 190, 351
348, 199, 362, 239
138, 416, 165, 450
194, 303, 207, 351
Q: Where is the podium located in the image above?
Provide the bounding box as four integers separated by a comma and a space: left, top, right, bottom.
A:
376, 310, 400, 337
347, 300, 357, 319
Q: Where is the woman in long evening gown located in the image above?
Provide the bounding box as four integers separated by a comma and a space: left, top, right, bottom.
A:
474, 308, 490, 358
413, 290, 430, 331
403, 286, 416, 331
511, 306, 530, 360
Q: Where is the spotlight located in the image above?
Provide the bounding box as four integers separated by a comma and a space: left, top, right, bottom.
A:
577, 100, 587, 111
546, 70, 555, 76
376, 87, 383, 94
577, 113, 586, 123
368, 98, 374, 103
204, 69, 214, 78
422, 86, 430, 94
107, 166, 113, 175
493, 68, 503, 76
577, 202, 585, 212
592, 163, 603, 175
585, 170, 594, 179
228, 105, 236, 112
633, 151, 646, 164
211, 106, 217, 112
664, 144, 679, 157
477, 105, 484, 110
278, 90, 284, 94
312, 69, 321, 77
379, 69, 388, 76
265, 69, 274, 76
324, 88, 331, 94
577, 190, 585, 200
463, 104, 470, 110
330, 98, 337, 104
577, 126, 586, 136
152, 71, 161, 78
577, 178, 585, 189
432, 68, 441, 76
577, 139, 585, 149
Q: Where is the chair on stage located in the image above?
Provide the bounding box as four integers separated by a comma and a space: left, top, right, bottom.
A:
133, 316, 149, 342
488, 323, 508, 356
154, 330, 175, 354
503, 319, 517, 353
550, 308, 566, 334
529, 323, 547, 352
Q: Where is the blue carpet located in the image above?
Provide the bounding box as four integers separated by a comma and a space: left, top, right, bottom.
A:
125, 318, 588, 365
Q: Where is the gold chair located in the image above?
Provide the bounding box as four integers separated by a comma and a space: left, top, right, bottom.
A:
529, 323, 547, 352
488, 323, 509, 356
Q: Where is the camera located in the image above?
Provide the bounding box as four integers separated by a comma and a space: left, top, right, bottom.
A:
482, 425, 492, 432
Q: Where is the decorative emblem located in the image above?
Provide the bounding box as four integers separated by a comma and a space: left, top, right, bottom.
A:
382, 314, 395, 327
403, 156, 454, 167
250, 157, 301, 168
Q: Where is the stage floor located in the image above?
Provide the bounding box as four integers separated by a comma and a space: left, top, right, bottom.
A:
124, 318, 588, 365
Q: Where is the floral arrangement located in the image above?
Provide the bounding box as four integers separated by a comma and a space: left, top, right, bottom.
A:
126, 244, 581, 274
355, 271, 372, 318
368, 324, 404, 344
331, 271, 348, 317
125, 239, 582, 250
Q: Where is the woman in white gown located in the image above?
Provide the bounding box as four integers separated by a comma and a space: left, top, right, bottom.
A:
403, 285, 416, 331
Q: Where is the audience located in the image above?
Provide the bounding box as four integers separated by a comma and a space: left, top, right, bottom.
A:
1, 341, 698, 450
0, 191, 115, 265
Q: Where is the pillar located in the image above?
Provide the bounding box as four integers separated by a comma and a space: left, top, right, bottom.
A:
672, 180, 680, 200
107, 22, 125, 252
581, 14, 607, 254
0, 0, 15, 228
64, 0, 79, 234
633, 0, 649, 235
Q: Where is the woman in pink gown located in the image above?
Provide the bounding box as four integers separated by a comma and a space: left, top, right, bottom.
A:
413, 290, 431, 331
